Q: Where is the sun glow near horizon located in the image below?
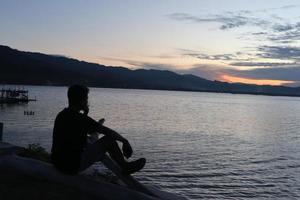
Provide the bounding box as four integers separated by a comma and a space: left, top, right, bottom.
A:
220, 75, 295, 86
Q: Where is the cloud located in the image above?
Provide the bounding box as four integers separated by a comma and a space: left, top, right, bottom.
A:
182, 45, 300, 64
248, 24, 300, 44
272, 23, 295, 32
179, 45, 300, 85
229, 61, 297, 67
167, 12, 270, 30
126, 61, 176, 71
252, 31, 268, 35
184, 53, 237, 61
268, 31, 300, 44
103, 57, 181, 71
103, 56, 300, 86
168, 6, 300, 45
255, 4, 300, 12
256, 46, 300, 60
164, 5, 300, 86
178, 64, 225, 80
181, 44, 300, 69
184, 63, 300, 85
180, 48, 257, 63
257, 21, 300, 43
226, 66, 300, 82
168, 4, 300, 29
180, 48, 239, 61
103, 56, 224, 80
278, 4, 299, 9
118, 60, 225, 82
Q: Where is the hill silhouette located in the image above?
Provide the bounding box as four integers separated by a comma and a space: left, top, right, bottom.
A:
1, 45, 300, 97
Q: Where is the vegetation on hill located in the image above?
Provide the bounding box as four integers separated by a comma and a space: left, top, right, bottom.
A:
1, 45, 300, 96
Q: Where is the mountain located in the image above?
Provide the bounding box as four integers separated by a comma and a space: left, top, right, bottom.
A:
1, 45, 300, 97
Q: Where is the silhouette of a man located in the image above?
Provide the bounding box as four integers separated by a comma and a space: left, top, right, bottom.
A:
51, 85, 146, 175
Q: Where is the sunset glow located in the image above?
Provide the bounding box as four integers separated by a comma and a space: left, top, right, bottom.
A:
221, 75, 295, 86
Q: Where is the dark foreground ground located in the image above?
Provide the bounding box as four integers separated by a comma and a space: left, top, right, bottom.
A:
0, 174, 100, 200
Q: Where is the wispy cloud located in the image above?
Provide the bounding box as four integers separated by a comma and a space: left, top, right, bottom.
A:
277, 4, 299, 9
167, 4, 300, 30
256, 46, 300, 60
168, 5, 300, 45
183, 52, 237, 61
127, 61, 176, 71
180, 48, 255, 62
179, 64, 226, 80
169, 4, 300, 69
102, 57, 180, 71
182, 45, 300, 65
229, 61, 297, 67
184, 63, 300, 86
103, 55, 300, 86
268, 27, 300, 43
225, 66, 300, 82
252, 31, 268, 35
178, 46, 300, 85
104, 5, 300, 87
272, 23, 296, 32
168, 12, 269, 30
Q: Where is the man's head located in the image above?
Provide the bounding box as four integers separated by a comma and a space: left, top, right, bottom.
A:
67, 85, 89, 111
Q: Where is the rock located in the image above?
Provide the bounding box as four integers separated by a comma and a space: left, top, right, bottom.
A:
0, 154, 160, 200
0, 142, 25, 155
0, 142, 187, 200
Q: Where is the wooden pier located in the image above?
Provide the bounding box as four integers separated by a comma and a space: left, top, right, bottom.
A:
0, 87, 36, 104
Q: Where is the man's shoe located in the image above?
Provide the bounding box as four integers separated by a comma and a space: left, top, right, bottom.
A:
122, 158, 146, 175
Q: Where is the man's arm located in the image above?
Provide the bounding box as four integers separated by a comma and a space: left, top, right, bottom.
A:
96, 124, 133, 158
96, 124, 127, 143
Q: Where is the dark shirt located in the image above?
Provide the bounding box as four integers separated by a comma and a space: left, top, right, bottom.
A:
51, 108, 98, 174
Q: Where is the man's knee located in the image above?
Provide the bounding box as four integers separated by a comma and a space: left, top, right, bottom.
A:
97, 135, 117, 149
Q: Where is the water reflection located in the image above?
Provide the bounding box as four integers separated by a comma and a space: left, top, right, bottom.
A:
0, 86, 299, 199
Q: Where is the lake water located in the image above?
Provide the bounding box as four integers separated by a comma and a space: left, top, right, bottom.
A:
0, 85, 300, 199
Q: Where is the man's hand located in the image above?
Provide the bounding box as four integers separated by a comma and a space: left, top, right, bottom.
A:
122, 140, 133, 159
83, 105, 89, 116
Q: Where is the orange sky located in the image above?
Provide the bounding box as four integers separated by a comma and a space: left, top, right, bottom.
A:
221, 75, 295, 86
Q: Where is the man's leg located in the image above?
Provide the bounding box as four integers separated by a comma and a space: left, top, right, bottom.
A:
98, 135, 128, 168
79, 136, 145, 174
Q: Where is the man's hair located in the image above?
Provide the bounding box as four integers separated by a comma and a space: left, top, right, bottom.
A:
67, 85, 89, 106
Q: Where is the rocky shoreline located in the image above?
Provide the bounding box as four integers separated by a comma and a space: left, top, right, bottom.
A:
0, 142, 186, 200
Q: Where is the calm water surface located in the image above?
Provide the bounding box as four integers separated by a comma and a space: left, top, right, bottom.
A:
0, 86, 300, 199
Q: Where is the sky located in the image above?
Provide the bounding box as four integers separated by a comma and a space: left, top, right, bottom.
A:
2, 0, 300, 86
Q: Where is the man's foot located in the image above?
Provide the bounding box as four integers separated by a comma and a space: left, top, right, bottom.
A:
122, 158, 146, 175
98, 118, 105, 125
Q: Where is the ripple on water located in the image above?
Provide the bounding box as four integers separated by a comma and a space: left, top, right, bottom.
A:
1, 86, 300, 199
